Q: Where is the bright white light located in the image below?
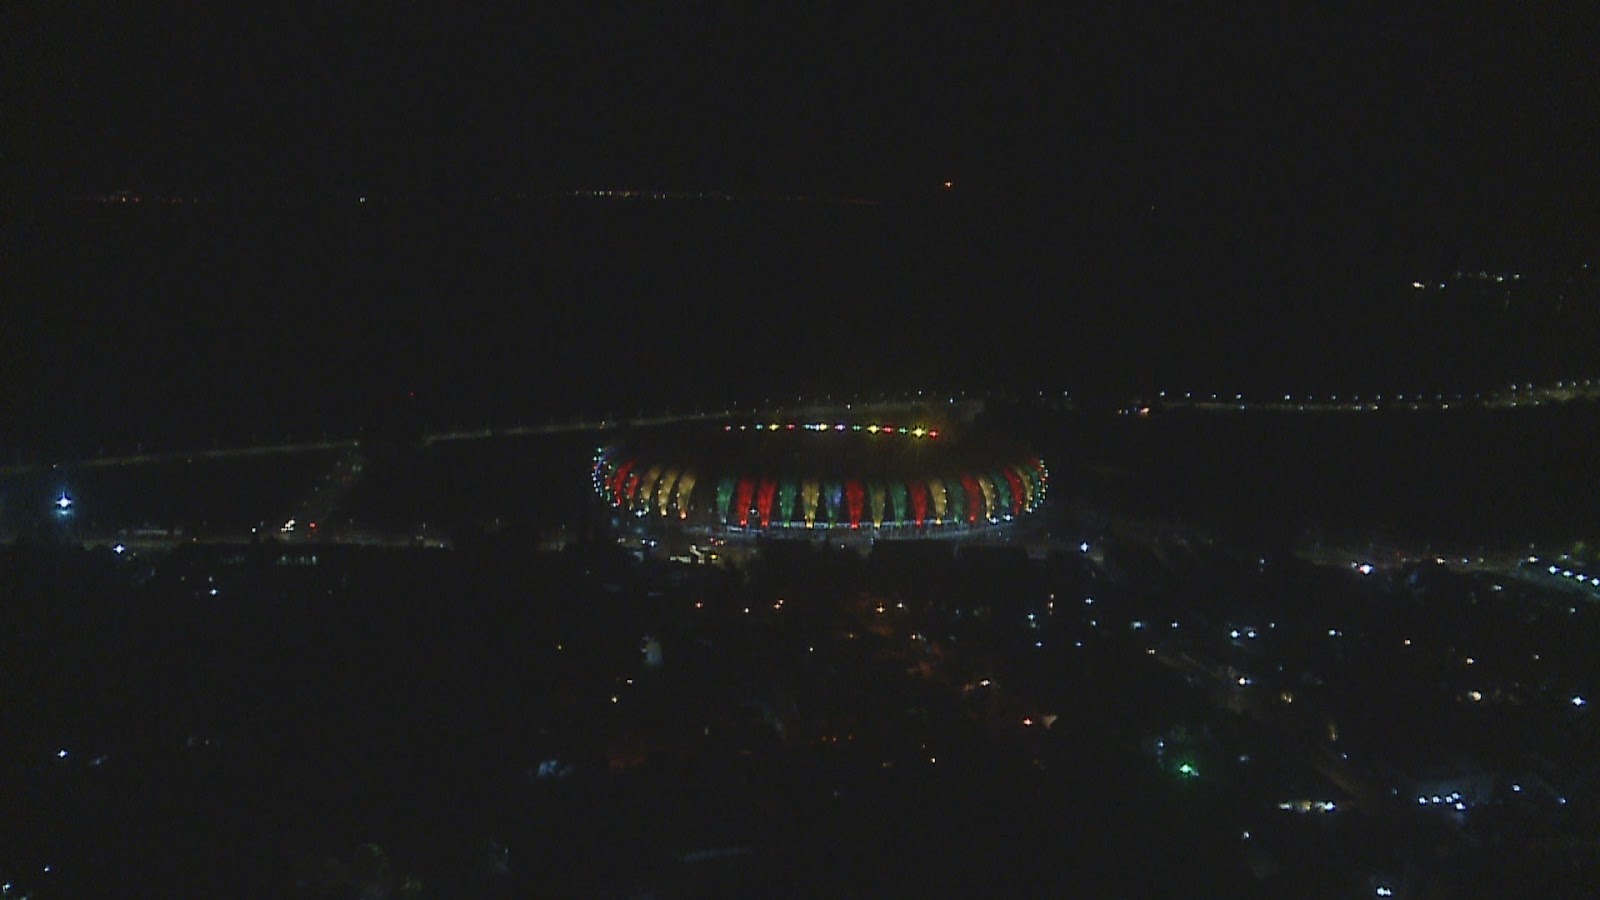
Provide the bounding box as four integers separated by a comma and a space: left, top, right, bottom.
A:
1376, 887, 1394, 897
1572, 695, 1587, 707
1357, 563, 1374, 575
56, 749, 69, 759
113, 543, 126, 555
1079, 541, 1090, 553
1229, 629, 1241, 639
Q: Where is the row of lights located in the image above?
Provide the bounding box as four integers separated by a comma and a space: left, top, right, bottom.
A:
1544, 563, 1599, 587
725, 422, 940, 438
1153, 377, 1599, 406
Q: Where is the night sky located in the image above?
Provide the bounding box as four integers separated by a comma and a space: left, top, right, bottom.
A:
4, 5, 1599, 454
5, 6, 1592, 222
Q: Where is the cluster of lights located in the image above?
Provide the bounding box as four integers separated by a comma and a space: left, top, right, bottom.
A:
724, 422, 939, 438
593, 445, 1047, 531
1545, 563, 1600, 588
1416, 792, 1470, 812
1277, 800, 1337, 813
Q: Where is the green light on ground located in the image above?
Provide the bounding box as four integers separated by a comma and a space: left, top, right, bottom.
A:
1177, 762, 1199, 779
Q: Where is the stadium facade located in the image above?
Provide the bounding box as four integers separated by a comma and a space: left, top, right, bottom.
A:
592, 418, 1046, 537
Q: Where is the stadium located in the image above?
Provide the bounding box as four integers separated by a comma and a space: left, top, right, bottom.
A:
592, 415, 1047, 538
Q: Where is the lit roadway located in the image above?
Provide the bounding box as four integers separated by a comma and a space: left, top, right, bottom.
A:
0, 411, 721, 478
0, 398, 989, 478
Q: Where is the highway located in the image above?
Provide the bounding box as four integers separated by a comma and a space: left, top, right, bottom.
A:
0, 413, 713, 478
0, 398, 988, 477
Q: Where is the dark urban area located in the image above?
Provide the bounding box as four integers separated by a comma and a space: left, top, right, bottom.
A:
4, 4, 1599, 898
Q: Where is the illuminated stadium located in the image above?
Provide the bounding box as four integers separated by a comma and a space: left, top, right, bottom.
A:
592, 416, 1047, 537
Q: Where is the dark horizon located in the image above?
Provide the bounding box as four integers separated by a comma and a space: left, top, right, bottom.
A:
6, 6, 1598, 224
